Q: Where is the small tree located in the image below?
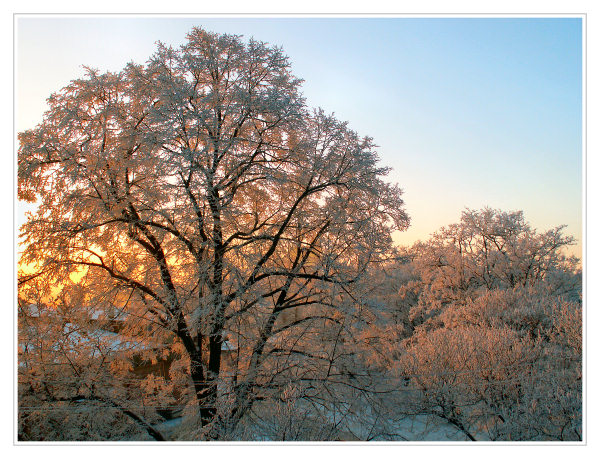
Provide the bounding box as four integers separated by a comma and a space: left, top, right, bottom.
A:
18, 281, 172, 440
397, 294, 581, 441
18, 28, 408, 439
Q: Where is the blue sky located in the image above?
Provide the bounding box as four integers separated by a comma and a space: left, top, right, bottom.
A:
16, 16, 583, 256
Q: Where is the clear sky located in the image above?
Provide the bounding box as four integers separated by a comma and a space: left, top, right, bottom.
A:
15, 16, 583, 257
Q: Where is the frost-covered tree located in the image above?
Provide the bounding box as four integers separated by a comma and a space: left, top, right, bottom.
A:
397, 296, 581, 440
388, 209, 581, 441
18, 28, 408, 440
18, 284, 173, 441
403, 208, 579, 328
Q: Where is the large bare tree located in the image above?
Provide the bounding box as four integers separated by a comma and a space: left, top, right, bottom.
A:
18, 28, 409, 439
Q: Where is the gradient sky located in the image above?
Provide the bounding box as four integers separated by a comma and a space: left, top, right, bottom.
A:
15, 16, 583, 257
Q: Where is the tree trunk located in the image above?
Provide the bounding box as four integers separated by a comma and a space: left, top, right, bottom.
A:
189, 351, 217, 428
